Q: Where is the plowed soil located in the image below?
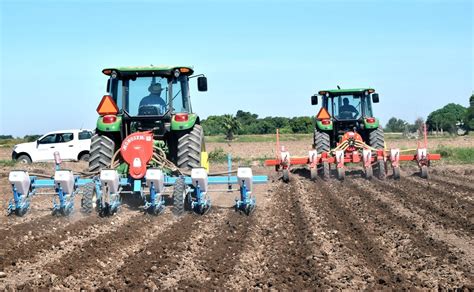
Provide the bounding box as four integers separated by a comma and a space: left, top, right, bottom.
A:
0, 162, 473, 290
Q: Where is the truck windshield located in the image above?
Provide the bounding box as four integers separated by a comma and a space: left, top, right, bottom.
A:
110, 75, 190, 116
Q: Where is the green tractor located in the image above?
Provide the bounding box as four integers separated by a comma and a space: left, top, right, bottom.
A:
311, 87, 384, 152
90, 65, 209, 174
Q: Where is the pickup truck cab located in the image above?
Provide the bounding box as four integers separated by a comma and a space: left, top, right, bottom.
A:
12, 129, 93, 163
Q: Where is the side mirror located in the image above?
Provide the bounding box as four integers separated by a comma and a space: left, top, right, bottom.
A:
36, 140, 40, 148
311, 95, 318, 105
372, 93, 379, 103
197, 76, 208, 92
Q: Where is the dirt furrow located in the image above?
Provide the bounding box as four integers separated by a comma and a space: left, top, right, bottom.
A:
403, 174, 474, 204
378, 179, 473, 233
255, 178, 328, 289
429, 175, 474, 191
301, 176, 407, 288
102, 208, 236, 290
336, 178, 472, 288
1, 214, 101, 272
161, 210, 253, 289
0, 210, 140, 290
222, 191, 278, 289
354, 178, 474, 264
38, 212, 180, 289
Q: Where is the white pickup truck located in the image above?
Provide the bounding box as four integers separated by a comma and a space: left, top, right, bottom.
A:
12, 129, 94, 163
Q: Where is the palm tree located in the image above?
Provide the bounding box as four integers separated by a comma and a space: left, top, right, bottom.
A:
222, 114, 240, 141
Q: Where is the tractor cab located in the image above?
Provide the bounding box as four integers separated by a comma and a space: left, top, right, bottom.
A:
311, 87, 383, 151
97, 66, 207, 138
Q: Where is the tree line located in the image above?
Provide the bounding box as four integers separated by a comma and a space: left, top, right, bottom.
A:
386, 94, 473, 135
202, 110, 315, 139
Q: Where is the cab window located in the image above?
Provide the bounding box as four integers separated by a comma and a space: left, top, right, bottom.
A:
39, 134, 56, 144
59, 133, 74, 143
79, 131, 93, 140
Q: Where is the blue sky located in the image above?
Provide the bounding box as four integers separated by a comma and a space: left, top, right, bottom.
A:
0, 0, 472, 136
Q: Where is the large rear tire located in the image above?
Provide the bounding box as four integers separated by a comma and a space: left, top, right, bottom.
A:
177, 125, 204, 170
369, 127, 385, 150
89, 134, 115, 172
313, 130, 330, 153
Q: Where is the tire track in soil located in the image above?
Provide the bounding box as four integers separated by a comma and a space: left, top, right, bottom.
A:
0, 210, 140, 290
338, 178, 473, 288
374, 179, 473, 235
302, 177, 407, 289
104, 208, 235, 290
254, 179, 328, 290
155, 210, 253, 290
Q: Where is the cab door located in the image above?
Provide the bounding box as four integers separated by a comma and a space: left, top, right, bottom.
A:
53, 132, 76, 160
36, 134, 58, 161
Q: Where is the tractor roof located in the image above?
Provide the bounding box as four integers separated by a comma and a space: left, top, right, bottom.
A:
102, 65, 194, 77
318, 88, 375, 95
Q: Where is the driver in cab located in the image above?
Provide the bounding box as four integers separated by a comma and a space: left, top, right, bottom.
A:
139, 82, 167, 115
339, 98, 359, 119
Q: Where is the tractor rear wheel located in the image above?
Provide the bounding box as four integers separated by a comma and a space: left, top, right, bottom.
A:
89, 134, 115, 173
177, 125, 204, 170
313, 130, 330, 153
369, 127, 385, 150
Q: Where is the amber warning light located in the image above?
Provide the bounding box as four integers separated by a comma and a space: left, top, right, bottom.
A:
97, 95, 119, 115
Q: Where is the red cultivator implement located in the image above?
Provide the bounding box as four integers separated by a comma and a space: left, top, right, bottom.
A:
265, 125, 441, 182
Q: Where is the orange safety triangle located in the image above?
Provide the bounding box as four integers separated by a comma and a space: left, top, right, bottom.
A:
316, 107, 331, 120
97, 95, 119, 115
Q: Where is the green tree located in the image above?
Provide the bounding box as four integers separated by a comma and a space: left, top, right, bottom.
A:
427, 103, 467, 134
222, 114, 240, 140
385, 117, 408, 132
465, 94, 474, 130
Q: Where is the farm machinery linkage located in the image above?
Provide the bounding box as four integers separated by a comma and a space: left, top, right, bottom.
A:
265, 127, 441, 182
7, 132, 267, 217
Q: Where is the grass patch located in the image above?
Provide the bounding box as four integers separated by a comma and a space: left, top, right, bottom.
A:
435, 146, 474, 164
0, 159, 17, 167
208, 147, 229, 163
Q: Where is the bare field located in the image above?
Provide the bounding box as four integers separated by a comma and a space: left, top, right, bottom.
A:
0, 140, 473, 290
206, 135, 474, 159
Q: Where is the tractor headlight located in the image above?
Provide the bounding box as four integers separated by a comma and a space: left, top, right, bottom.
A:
174, 69, 180, 78
111, 71, 118, 79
